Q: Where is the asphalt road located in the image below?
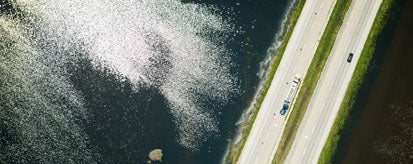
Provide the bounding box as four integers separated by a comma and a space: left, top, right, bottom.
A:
285, 0, 383, 163
237, 0, 336, 163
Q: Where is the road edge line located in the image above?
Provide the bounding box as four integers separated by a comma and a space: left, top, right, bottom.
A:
271, 0, 353, 163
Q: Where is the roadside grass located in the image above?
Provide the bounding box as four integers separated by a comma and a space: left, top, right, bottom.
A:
272, 0, 353, 163
225, 0, 306, 163
318, 0, 397, 163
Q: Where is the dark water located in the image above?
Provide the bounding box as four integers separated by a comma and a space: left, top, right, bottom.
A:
332, 0, 413, 163
182, 1, 292, 163
0, 0, 292, 163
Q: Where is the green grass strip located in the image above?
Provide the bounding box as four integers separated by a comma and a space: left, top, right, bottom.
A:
225, 0, 306, 163
318, 0, 397, 163
272, 0, 353, 163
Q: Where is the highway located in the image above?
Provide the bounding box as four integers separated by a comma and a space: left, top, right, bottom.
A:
285, 0, 383, 163
237, 0, 337, 163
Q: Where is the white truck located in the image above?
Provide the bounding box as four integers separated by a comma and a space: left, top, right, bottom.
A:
280, 74, 301, 115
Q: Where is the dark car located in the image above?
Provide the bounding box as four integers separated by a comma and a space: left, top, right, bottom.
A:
280, 103, 289, 115
347, 53, 354, 63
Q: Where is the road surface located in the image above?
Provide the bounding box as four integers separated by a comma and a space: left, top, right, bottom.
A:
238, 0, 336, 163
285, 0, 383, 163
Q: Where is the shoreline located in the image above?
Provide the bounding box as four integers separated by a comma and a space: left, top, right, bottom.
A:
224, 0, 306, 163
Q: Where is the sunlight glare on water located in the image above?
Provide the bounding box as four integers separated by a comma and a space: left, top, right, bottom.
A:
4, 0, 239, 155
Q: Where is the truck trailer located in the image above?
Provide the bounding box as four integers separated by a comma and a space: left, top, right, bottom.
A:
280, 74, 301, 115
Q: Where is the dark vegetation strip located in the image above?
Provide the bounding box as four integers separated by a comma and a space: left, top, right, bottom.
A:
272, 0, 352, 163
225, 0, 306, 163
318, 0, 397, 163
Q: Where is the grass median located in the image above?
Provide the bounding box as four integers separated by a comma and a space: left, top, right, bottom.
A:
318, 0, 397, 163
271, 0, 353, 163
225, 0, 306, 163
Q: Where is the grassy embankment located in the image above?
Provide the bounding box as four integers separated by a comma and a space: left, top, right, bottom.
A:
272, 0, 352, 163
318, 0, 398, 163
225, 0, 306, 163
